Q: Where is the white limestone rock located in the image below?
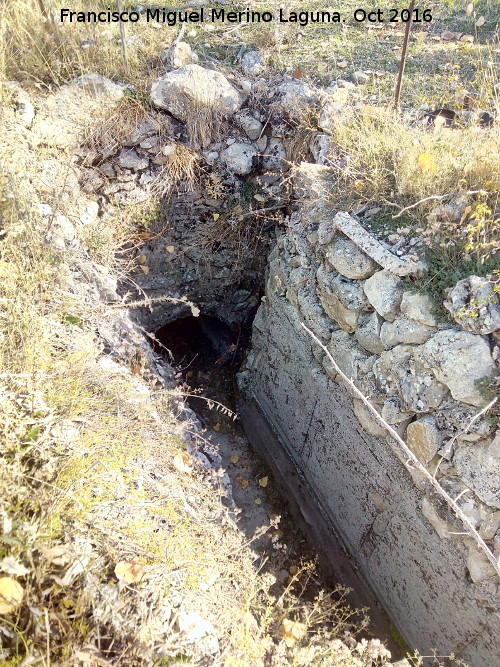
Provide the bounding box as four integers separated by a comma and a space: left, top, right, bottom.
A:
416, 330, 495, 407
150, 64, 244, 121
235, 112, 263, 140
406, 416, 442, 464
454, 433, 500, 508
380, 316, 435, 348
325, 237, 378, 279
374, 345, 449, 413
364, 271, 403, 321
241, 50, 263, 76
316, 267, 368, 332
117, 149, 149, 171
262, 138, 287, 170
444, 276, 500, 334
220, 142, 257, 175
33, 74, 130, 149
162, 41, 193, 68
355, 312, 385, 355
400, 291, 438, 326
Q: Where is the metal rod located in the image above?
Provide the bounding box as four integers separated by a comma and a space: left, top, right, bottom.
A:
393, 1, 416, 110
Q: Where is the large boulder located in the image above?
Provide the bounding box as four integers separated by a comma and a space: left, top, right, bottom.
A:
415, 330, 495, 407
443, 276, 500, 334
150, 64, 244, 121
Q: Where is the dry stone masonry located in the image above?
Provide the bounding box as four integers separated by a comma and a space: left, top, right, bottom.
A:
238, 163, 500, 666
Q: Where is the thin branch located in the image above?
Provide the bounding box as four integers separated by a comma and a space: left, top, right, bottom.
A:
392, 190, 490, 218
300, 322, 500, 579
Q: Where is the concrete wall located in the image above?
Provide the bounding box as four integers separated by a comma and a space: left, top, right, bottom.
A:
238, 192, 500, 665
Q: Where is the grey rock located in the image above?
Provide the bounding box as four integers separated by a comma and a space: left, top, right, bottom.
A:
380, 316, 435, 348
355, 312, 385, 355
150, 64, 244, 121
352, 71, 369, 84
92, 265, 120, 302
32, 74, 130, 149
117, 149, 149, 171
276, 81, 317, 116
241, 50, 262, 76
235, 112, 263, 140
480, 511, 500, 540
316, 267, 368, 332
381, 397, 414, 424
163, 41, 193, 68
374, 345, 449, 413
71, 73, 131, 100
364, 271, 403, 321
400, 291, 438, 326
406, 416, 442, 464
262, 138, 287, 171
123, 117, 161, 146
325, 237, 378, 279
454, 433, 500, 508
435, 401, 493, 442
416, 330, 495, 407
443, 276, 500, 334
466, 546, 497, 582
220, 142, 257, 175
324, 330, 372, 381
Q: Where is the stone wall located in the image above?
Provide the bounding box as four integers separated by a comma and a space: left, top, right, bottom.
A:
238, 166, 500, 666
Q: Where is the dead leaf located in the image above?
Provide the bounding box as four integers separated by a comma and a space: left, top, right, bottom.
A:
460, 34, 474, 43
138, 253, 146, 264
230, 455, 239, 464
115, 557, 144, 584
465, 2, 473, 16
258, 476, 268, 488
139, 265, 149, 274
165, 245, 175, 254
213, 422, 221, 431
476, 15, 485, 27
173, 452, 193, 474
254, 498, 262, 505
293, 67, 305, 79
0, 577, 24, 614
418, 153, 437, 174
235, 476, 249, 489
0, 557, 30, 577
337, 59, 348, 68
213, 213, 220, 221
280, 618, 307, 647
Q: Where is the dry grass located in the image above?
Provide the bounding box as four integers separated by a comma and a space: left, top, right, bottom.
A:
323, 106, 500, 265
0, 0, 171, 91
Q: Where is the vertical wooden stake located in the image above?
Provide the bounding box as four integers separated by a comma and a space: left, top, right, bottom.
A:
393, 1, 416, 110
116, 0, 130, 76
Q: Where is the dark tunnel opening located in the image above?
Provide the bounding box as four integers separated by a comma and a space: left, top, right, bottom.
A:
152, 314, 248, 429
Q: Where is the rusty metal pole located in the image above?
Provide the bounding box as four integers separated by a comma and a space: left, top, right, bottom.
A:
116, 0, 130, 76
393, 1, 416, 110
